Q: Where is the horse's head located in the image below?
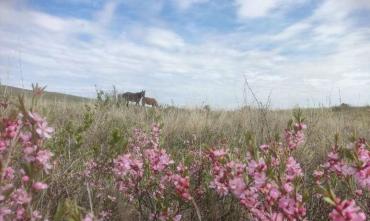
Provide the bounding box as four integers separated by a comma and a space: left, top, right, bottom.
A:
141, 90, 146, 98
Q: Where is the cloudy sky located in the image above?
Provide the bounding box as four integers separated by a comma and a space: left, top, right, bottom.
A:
0, 0, 369, 108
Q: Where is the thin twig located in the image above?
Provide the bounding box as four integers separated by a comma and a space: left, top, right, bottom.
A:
191, 198, 202, 221
86, 183, 94, 214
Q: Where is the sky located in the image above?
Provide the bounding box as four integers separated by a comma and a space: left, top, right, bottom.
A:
0, 0, 369, 108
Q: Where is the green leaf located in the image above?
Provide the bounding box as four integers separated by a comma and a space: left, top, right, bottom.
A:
323, 197, 335, 206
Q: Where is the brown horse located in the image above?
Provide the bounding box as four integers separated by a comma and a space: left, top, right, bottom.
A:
142, 97, 158, 107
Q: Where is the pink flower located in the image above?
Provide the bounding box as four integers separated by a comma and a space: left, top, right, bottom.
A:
259, 144, 269, 151
285, 157, 303, 181
209, 179, 229, 196
36, 121, 54, 139
36, 149, 54, 172
170, 174, 192, 201
329, 199, 366, 221
28, 112, 44, 123
357, 148, 370, 164
247, 159, 267, 175
354, 166, 370, 189
229, 177, 246, 198
22, 175, 30, 182
278, 196, 296, 216
16, 207, 26, 219
83, 213, 94, 221
173, 214, 182, 221
31, 210, 42, 220
284, 123, 306, 150
4, 120, 19, 139
11, 188, 31, 205
3, 167, 14, 180
227, 161, 245, 176
269, 186, 281, 201
145, 148, 174, 173
239, 187, 259, 209
271, 212, 284, 221
209, 148, 228, 159
0, 207, 11, 220
0, 140, 7, 153
283, 182, 294, 193
32, 182, 48, 191
23, 145, 37, 162
113, 154, 144, 178
19, 131, 32, 144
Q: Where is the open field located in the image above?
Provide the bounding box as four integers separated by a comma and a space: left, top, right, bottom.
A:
1, 86, 370, 221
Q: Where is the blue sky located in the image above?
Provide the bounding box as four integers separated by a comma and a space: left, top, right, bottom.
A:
0, 0, 369, 108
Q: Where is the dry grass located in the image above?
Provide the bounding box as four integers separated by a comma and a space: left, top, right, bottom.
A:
2, 91, 370, 220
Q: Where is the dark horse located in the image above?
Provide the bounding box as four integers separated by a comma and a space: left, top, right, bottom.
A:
119, 90, 145, 106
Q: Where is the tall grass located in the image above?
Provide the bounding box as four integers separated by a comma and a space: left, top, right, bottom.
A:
1, 88, 369, 220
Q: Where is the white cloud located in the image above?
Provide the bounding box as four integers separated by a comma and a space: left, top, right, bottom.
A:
145, 28, 185, 50
272, 22, 311, 41
235, 0, 279, 18
234, 0, 306, 18
312, 0, 370, 22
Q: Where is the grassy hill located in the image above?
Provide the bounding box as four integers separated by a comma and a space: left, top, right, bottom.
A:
0, 84, 91, 103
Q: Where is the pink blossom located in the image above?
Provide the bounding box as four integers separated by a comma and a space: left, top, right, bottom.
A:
4, 119, 19, 139
35, 121, 54, 139
16, 207, 26, 219
209, 170, 229, 197
28, 112, 44, 123
173, 214, 182, 221
284, 123, 306, 150
83, 213, 94, 221
285, 157, 303, 181
144, 148, 174, 173
259, 144, 269, 152
357, 147, 370, 165
32, 182, 48, 191
22, 176, 30, 183
239, 187, 259, 209
278, 196, 296, 216
268, 186, 281, 201
229, 177, 246, 198
150, 123, 161, 149
3, 167, 14, 180
170, 174, 192, 201
283, 182, 294, 193
0, 207, 11, 220
271, 212, 284, 221
354, 166, 370, 189
113, 154, 143, 178
19, 131, 32, 144
35, 149, 54, 172
0, 140, 7, 153
329, 199, 366, 221
209, 148, 228, 159
247, 159, 267, 175
11, 188, 31, 205
31, 210, 42, 220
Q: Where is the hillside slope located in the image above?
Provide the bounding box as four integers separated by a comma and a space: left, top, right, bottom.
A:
0, 85, 91, 102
